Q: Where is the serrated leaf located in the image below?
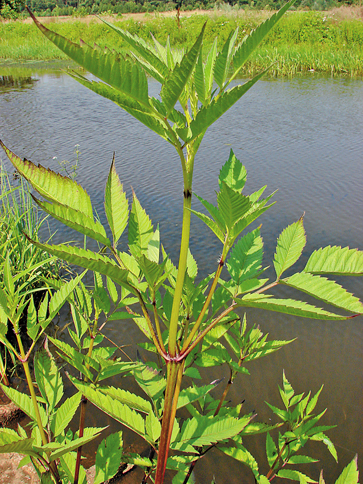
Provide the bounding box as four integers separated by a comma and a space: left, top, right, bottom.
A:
266, 432, 278, 467
1, 385, 47, 427
277, 469, 317, 483
99, 19, 169, 81
274, 216, 306, 280
0, 140, 93, 217
231, 0, 296, 81
335, 456, 359, 484
50, 392, 82, 436
48, 272, 85, 322
189, 209, 225, 243
27, 296, 40, 341
161, 24, 205, 115
227, 228, 263, 285
282, 272, 363, 314
304, 246, 363, 276
133, 364, 166, 405
177, 71, 266, 144
177, 383, 220, 410
105, 155, 129, 247
28, 14, 149, 106
0, 437, 37, 457
94, 431, 123, 484
60, 452, 87, 484
145, 411, 161, 443
287, 455, 319, 464
69, 376, 147, 441
128, 193, 154, 258
171, 414, 251, 452
214, 28, 238, 88
237, 295, 348, 320
217, 182, 252, 231
28, 241, 135, 294
310, 433, 337, 462
219, 442, 259, 478
69, 73, 169, 141
49, 431, 103, 461
34, 348, 63, 411
34, 197, 110, 247
99, 385, 152, 414
219, 149, 247, 192
48, 336, 97, 379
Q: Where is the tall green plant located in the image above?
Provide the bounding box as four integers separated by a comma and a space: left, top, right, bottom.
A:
0, 2, 362, 482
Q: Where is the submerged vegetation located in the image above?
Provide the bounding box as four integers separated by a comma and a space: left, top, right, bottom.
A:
0, 8, 363, 76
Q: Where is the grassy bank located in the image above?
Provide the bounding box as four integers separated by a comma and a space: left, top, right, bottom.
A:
1, 9, 363, 75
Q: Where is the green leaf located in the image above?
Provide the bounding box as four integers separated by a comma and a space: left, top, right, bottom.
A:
217, 182, 252, 232
214, 28, 238, 88
287, 455, 319, 464
34, 348, 63, 411
27, 296, 40, 341
161, 23, 205, 115
48, 337, 96, 380
310, 433, 337, 462
145, 411, 161, 443
237, 294, 348, 320
227, 228, 263, 285
148, 225, 160, 263
128, 193, 154, 258
133, 364, 166, 406
304, 246, 363, 276
266, 432, 278, 467
48, 272, 85, 322
171, 414, 251, 452
277, 469, 317, 483
231, 0, 296, 81
1, 385, 47, 427
60, 452, 87, 484
274, 216, 306, 280
28, 14, 149, 106
0, 437, 37, 457
99, 385, 152, 414
189, 209, 225, 243
28, 241, 135, 294
99, 19, 169, 82
48, 431, 104, 461
34, 197, 110, 247
0, 140, 93, 218
177, 383, 220, 410
335, 456, 359, 484
219, 150, 247, 192
69, 376, 148, 441
177, 70, 266, 144
94, 432, 123, 484
220, 443, 259, 476
104, 155, 129, 247
69, 73, 169, 141
3, 255, 14, 296
282, 272, 363, 314
50, 392, 82, 437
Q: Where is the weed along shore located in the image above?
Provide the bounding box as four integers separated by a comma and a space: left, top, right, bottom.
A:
1, 6, 363, 76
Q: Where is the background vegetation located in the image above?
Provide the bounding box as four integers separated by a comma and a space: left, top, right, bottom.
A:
1, 9, 363, 75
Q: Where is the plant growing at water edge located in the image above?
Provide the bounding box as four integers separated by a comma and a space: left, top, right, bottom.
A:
1, 1, 363, 482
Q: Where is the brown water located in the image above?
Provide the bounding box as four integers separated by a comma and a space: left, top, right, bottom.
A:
0, 65, 362, 483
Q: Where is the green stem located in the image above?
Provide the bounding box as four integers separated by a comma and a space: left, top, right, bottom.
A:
16, 334, 60, 483
181, 244, 227, 352
168, 185, 192, 357
74, 317, 97, 484
0, 352, 9, 386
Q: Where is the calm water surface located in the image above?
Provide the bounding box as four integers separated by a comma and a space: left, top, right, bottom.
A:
0, 66, 362, 483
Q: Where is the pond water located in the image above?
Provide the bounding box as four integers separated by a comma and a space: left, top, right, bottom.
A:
0, 65, 362, 483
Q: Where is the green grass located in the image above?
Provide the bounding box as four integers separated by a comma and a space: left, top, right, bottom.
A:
0, 165, 66, 296
0, 11, 362, 75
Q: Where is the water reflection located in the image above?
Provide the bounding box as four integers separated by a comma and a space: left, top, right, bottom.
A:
0, 74, 38, 92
